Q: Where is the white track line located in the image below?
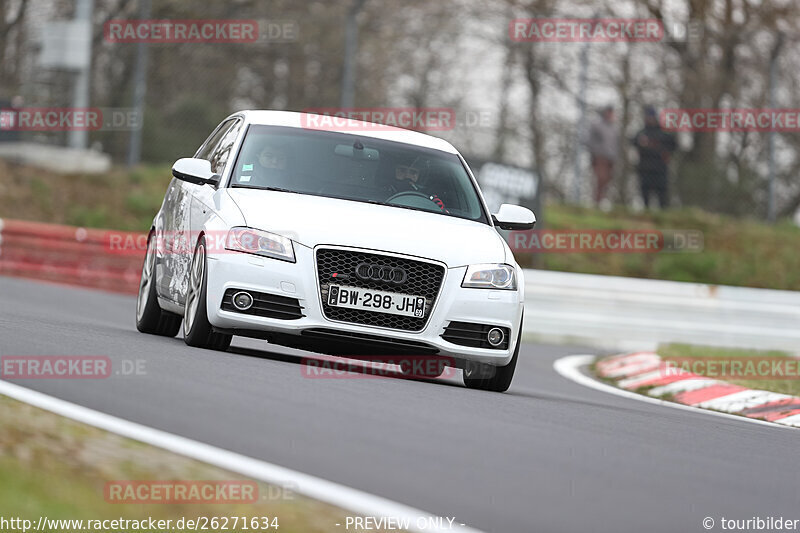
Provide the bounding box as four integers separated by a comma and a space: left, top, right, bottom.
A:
0, 380, 483, 533
553, 355, 796, 432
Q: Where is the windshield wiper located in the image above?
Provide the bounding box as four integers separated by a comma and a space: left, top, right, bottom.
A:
231, 184, 298, 194
374, 200, 463, 218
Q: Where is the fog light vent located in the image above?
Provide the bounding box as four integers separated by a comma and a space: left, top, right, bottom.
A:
232, 291, 254, 311
487, 327, 505, 347
441, 322, 510, 350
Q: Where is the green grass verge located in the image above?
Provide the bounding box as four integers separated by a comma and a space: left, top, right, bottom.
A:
0, 395, 398, 532
0, 161, 172, 231
534, 205, 800, 290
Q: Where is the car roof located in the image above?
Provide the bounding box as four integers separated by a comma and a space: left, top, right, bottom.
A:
232, 110, 459, 154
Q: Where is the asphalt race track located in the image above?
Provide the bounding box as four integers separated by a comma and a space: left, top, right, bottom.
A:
1, 276, 797, 533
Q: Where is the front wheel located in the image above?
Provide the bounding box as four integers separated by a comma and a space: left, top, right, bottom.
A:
463, 326, 521, 393
136, 231, 181, 337
183, 236, 232, 351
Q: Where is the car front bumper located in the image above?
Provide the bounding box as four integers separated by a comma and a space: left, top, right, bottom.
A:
205, 244, 523, 365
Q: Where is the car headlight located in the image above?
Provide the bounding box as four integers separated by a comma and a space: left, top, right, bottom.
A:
462, 264, 517, 290
225, 227, 295, 263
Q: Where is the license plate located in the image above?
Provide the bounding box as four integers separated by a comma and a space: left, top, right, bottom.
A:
327, 285, 426, 318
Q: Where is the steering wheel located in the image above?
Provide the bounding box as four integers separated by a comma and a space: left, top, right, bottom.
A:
385, 191, 445, 212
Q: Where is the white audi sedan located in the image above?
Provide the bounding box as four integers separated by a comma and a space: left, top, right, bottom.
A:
136, 110, 535, 392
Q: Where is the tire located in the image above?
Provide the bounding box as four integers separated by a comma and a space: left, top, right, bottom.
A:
183, 236, 232, 351
463, 325, 521, 393
136, 231, 182, 337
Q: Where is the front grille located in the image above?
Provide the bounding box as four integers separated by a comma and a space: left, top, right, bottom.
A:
221, 289, 304, 320
316, 247, 446, 331
441, 321, 510, 350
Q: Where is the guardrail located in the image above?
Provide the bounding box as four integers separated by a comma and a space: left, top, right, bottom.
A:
0, 218, 143, 294
523, 269, 800, 352
1, 218, 798, 351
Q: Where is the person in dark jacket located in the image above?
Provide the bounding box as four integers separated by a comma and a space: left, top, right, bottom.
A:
632, 106, 676, 208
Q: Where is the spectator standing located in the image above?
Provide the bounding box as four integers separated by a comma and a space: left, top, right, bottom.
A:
583, 105, 619, 209
632, 105, 676, 208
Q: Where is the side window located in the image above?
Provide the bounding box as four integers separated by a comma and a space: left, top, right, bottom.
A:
209, 119, 243, 175
195, 119, 235, 161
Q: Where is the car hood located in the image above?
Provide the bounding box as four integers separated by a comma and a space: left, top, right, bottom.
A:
226, 189, 507, 267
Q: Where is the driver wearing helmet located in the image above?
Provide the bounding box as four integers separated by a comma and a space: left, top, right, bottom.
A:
393, 164, 421, 191
388, 161, 447, 212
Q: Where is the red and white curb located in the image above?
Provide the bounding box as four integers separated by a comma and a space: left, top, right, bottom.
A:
594, 352, 800, 428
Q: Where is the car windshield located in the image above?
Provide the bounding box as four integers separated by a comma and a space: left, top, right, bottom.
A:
229, 125, 488, 223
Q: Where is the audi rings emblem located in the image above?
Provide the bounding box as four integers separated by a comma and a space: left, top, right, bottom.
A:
354, 262, 407, 285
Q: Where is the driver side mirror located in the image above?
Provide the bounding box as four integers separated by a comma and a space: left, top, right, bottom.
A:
172, 158, 221, 186
492, 204, 536, 231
